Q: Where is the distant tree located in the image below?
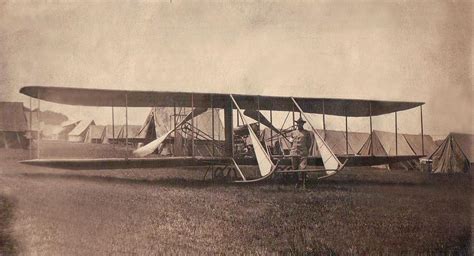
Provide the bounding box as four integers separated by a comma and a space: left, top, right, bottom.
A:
24, 107, 69, 125
40, 110, 68, 125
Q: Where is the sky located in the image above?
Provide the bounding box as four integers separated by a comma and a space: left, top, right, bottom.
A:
0, 0, 472, 137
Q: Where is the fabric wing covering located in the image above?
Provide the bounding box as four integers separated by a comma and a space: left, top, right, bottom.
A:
133, 108, 207, 157
249, 123, 274, 176
231, 96, 274, 177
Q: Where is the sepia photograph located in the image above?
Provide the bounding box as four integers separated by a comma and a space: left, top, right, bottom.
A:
0, 0, 472, 255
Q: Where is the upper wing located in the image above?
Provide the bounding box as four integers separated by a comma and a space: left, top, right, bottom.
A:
20, 86, 424, 117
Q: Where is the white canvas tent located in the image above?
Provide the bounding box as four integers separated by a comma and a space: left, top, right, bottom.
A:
137, 107, 224, 141
68, 120, 95, 142
102, 125, 116, 144
116, 125, 141, 140
261, 127, 370, 157
136, 107, 175, 143
429, 133, 473, 173
317, 129, 354, 155
347, 131, 371, 155
84, 125, 106, 143
359, 130, 416, 156
136, 107, 225, 156
404, 134, 438, 156
358, 130, 418, 170
57, 120, 80, 140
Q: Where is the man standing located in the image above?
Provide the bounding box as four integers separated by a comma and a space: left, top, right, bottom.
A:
290, 117, 313, 188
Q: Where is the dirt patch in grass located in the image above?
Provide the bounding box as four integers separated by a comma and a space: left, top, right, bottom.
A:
0, 195, 17, 255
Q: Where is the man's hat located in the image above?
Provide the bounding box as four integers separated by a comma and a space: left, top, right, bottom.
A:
295, 117, 306, 125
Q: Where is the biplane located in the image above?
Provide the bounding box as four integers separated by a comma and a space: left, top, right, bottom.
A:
19, 86, 427, 183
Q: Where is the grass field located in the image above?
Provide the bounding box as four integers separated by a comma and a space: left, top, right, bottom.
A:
0, 141, 472, 254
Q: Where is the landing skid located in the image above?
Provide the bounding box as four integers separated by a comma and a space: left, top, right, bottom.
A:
233, 159, 348, 183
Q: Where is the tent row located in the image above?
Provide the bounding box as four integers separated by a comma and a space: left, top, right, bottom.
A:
260, 127, 444, 170
55, 108, 226, 157
2, 101, 471, 173
71, 122, 142, 144
0, 102, 71, 148
133, 107, 225, 156
261, 127, 472, 173
261, 128, 438, 157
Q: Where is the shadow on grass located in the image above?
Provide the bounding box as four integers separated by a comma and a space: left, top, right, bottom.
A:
17, 171, 457, 190
19, 172, 256, 189
0, 195, 18, 255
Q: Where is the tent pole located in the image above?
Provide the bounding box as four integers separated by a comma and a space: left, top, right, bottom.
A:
174, 101, 177, 156
112, 105, 114, 139
270, 109, 273, 154
125, 93, 128, 160
322, 99, 326, 132
173, 103, 177, 132
111, 104, 115, 148
37, 96, 40, 159
257, 96, 261, 131
29, 97, 32, 159
191, 94, 195, 157
420, 105, 424, 155
345, 114, 348, 155
369, 102, 373, 156
395, 111, 398, 156
211, 95, 215, 157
